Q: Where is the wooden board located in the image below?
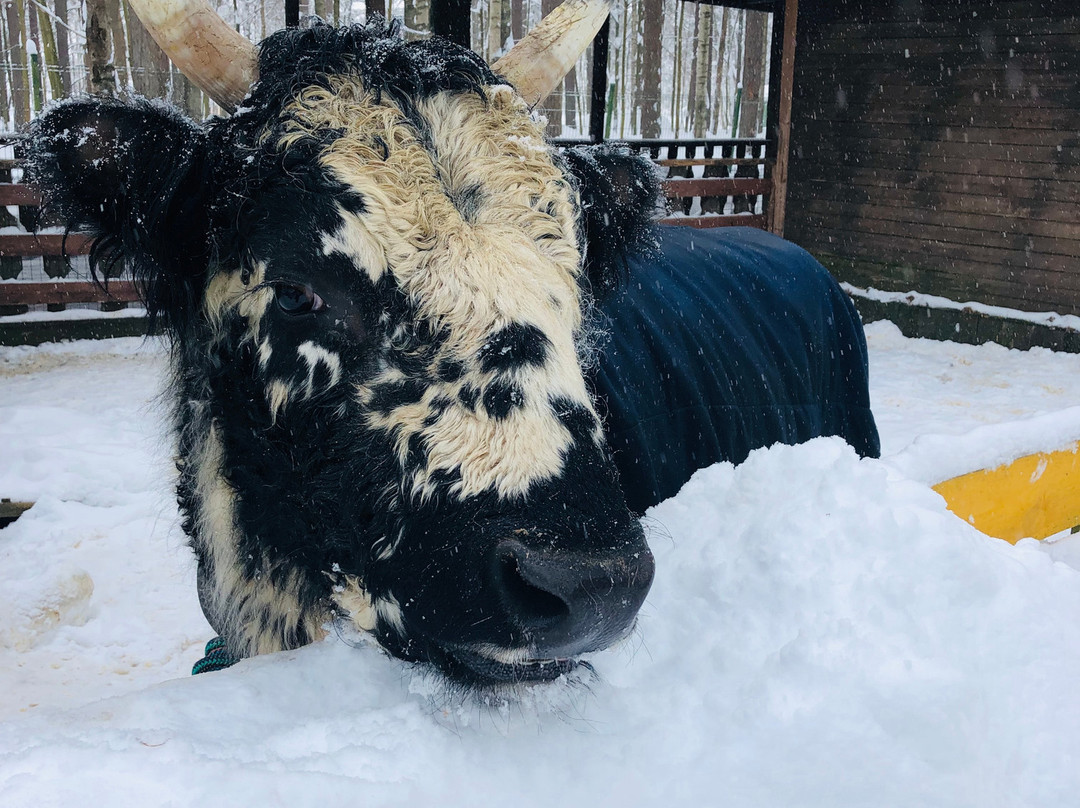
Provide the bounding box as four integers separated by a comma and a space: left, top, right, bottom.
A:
661, 177, 771, 197
659, 214, 767, 229
0, 280, 139, 306
933, 444, 1080, 543
0, 184, 40, 206
0, 234, 93, 257
657, 157, 769, 168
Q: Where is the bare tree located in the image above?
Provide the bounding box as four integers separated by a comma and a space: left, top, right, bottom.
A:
692, 3, 712, 137
0, 20, 10, 126
404, 0, 429, 41
671, 0, 685, 136
171, 64, 202, 119
126, 2, 169, 98
487, 0, 509, 58
683, 2, 700, 138
710, 6, 729, 134
638, 0, 661, 138
738, 9, 767, 138
85, 0, 114, 95
7, 0, 31, 122
510, 0, 523, 44
52, 0, 73, 95
103, 0, 127, 89
27, 0, 44, 111
615, 0, 627, 136
35, 4, 62, 101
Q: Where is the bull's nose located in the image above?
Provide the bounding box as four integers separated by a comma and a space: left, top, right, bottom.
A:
492, 536, 655, 658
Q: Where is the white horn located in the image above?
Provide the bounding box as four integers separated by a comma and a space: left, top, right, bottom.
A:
126, 0, 257, 113
492, 0, 610, 108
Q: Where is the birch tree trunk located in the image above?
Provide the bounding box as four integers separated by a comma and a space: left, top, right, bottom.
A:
671, 1, 685, 136
26, 0, 44, 112
0, 22, 10, 127
404, 0, 429, 40
616, 0, 627, 137
8, 0, 31, 123
36, 4, 63, 101
85, 0, 115, 95
683, 3, 700, 139
711, 6, 728, 134
630, 0, 635, 133
692, 3, 711, 137
487, 0, 505, 58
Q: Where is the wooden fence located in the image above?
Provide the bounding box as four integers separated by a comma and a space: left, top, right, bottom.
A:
557, 137, 772, 229
0, 135, 771, 344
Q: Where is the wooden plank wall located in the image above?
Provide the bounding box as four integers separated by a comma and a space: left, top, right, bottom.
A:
785, 0, 1080, 315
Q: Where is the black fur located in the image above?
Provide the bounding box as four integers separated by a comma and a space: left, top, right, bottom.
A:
26, 97, 212, 336
482, 379, 525, 420
561, 144, 663, 299
478, 322, 550, 372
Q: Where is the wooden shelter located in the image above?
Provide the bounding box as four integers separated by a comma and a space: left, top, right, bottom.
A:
784, 1, 1080, 322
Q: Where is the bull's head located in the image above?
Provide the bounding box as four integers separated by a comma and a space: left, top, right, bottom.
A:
28, 1, 659, 687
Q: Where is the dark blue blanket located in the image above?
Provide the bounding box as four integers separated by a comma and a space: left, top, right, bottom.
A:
594, 225, 880, 513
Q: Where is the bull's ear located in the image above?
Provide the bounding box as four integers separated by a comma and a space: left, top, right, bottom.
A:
27, 97, 212, 336
561, 144, 662, 299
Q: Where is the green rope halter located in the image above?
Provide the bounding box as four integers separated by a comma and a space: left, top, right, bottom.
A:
191, 636, 238, 675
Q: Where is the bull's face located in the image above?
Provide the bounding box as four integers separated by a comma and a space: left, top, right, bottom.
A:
29, 21, 658, 687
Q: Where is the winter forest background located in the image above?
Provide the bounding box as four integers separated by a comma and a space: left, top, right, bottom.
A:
0, 0, 772, 140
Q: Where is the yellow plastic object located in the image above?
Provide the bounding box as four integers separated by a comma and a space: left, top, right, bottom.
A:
932, 442, 1080, 543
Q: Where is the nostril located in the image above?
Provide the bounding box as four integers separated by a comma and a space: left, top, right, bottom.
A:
498, 552, 570, 626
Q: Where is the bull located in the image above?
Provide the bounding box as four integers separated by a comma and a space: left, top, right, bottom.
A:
27, 0, 878, 687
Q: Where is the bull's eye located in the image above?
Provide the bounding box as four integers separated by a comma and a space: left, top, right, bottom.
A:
273, 282, 325, 315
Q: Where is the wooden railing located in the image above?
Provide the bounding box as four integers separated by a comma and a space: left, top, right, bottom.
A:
1, 135, 772, 343
0, 134, 143, 344
556, 137, 773, 230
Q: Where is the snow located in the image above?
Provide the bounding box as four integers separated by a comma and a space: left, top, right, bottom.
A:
846, 282, 1080, 333
0, 306, 148, 323
2, 321, 1080, 806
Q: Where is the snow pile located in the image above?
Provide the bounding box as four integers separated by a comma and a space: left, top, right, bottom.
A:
2, 329, 1080, 805
0, 338, 208, 714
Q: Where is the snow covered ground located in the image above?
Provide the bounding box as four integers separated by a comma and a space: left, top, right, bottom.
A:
2, 320, 1080, 807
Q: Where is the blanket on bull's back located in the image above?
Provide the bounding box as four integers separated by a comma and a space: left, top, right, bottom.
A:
594, 225, 880, 513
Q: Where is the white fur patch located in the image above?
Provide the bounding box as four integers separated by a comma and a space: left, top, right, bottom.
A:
472, 643, 532, 665
297, 340, 343, 398
375, 593, 405, 634
193, 425, 327, 656
331, 574, 377, 632
257, 337, 273, 370
321, 208, 388, 283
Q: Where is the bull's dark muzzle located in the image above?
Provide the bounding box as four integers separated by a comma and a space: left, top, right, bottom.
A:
492, 530, 655, 661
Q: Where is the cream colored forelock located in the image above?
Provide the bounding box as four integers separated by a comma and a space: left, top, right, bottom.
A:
274, 78, 600, 501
